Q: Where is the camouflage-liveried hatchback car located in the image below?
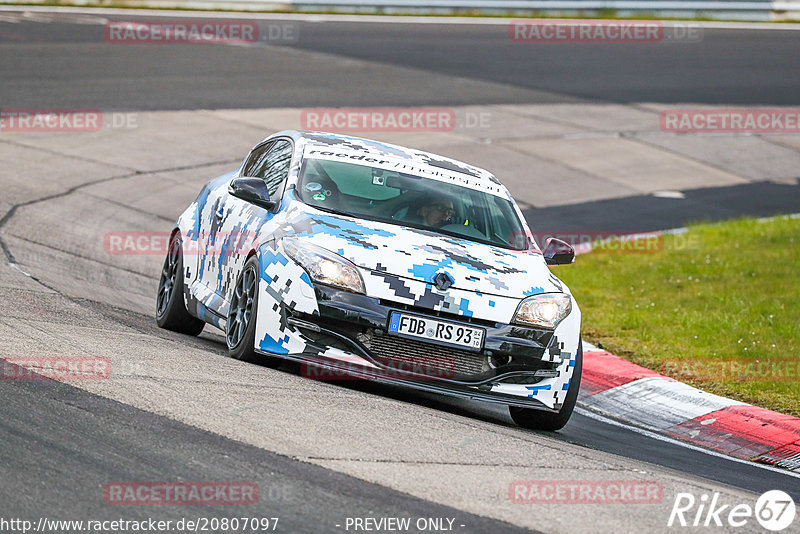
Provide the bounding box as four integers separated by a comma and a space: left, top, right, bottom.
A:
157, 130, 582, 430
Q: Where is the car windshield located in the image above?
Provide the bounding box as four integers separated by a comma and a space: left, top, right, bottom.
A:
295, 157, 530, 250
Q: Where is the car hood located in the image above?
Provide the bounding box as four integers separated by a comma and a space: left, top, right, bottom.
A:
287, 209, 562, 298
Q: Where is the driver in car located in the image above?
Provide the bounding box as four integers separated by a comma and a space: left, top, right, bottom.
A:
412, 195, 455, 228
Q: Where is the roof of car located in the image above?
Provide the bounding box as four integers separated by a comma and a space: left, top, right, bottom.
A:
277, 130, 504, 190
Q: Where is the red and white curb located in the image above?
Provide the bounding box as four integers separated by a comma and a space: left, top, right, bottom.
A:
578, 342, 800, 473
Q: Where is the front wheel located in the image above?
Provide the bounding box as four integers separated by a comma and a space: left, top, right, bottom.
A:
509, 339, 583, 431
156, 233, 205, 336
226, 256, 281, 367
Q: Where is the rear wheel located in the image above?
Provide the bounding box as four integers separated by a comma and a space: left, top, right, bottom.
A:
156, 234, 205, 336
509, 339, 583, 431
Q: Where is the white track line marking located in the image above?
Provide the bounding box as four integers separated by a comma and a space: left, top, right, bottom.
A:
2, 5, 800, 30
575, 407, 800, 479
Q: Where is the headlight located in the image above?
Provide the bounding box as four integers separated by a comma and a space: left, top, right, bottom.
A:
513, 293, 572, 329
283, 237, 365, 294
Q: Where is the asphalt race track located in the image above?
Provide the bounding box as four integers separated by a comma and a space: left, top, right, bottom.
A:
1, 9, 799, 534
3, 13, 800, 108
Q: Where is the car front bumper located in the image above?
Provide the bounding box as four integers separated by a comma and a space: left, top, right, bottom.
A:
257, 283, 579, 412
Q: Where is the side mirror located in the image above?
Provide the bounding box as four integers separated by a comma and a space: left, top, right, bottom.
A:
229, 177, 276, 210
543, 238, 575, 265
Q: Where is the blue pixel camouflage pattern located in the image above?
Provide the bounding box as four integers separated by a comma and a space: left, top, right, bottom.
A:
172, 130, 581, 411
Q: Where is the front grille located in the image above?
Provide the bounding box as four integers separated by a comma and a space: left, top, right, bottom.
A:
363, 331, 489, 380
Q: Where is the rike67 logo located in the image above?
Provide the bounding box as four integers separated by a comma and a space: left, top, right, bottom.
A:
668, 490, 796, 531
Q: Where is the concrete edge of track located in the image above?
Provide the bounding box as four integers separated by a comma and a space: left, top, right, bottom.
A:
2, 4, 800, 30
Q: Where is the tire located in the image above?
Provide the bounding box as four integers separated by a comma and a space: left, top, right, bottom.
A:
509, 338, 583, 431
226, 256, 276, 365
156, 233, 205, 336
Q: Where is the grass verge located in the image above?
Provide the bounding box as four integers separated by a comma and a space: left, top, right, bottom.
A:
556, 215, 800, 417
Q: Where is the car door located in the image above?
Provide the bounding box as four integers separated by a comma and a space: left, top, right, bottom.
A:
191, 172, 235, 313
209, 138, 294, 315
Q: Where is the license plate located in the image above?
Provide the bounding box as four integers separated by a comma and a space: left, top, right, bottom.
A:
387, 312, 484, 351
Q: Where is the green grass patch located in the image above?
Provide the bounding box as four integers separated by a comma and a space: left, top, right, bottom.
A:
556, 216, 800, 417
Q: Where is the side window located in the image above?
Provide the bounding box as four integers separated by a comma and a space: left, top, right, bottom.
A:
242, 139, 294, 196
242, 141, 273, 177
262, 140, 293, 196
